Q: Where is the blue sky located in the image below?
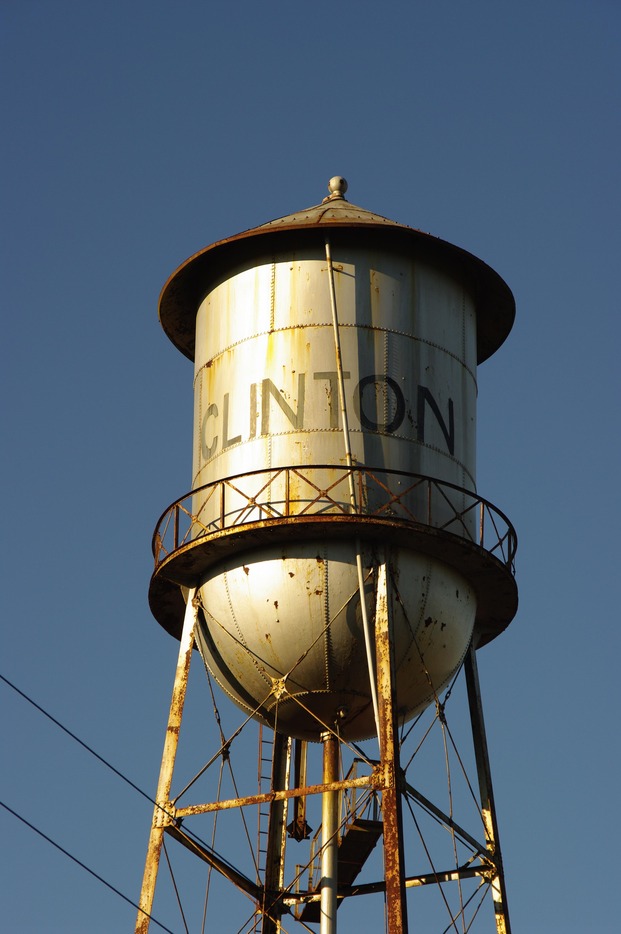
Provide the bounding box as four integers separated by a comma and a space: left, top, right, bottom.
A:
2, 2, 620, 931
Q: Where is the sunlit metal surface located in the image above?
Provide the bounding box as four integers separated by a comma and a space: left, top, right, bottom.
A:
139, 179, 518, 932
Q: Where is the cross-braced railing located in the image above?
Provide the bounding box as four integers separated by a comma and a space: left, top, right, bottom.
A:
152, 465, 517, 573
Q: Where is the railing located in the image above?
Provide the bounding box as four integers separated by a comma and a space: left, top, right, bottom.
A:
298, 758, 379, 899
152, 465, 516, 573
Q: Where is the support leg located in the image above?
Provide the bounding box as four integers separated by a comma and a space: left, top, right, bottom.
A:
135, 588, 198, 933
375, 561, 408, 933
464, 641, 512, 934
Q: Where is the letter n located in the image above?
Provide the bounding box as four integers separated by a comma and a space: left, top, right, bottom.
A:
417, 386, 454, 455
261, 374, 306, 435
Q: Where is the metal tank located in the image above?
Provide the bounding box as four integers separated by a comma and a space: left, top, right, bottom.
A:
149, 177, 517, 742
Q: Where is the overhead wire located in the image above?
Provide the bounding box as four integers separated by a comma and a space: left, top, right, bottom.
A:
0, 671, 154, 807
0, 799, 175, 934
162, 837, 190, 934
0, 670, 249, 926
2, 665, 494, 928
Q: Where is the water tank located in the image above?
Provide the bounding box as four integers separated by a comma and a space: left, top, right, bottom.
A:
149, 178, 517, 742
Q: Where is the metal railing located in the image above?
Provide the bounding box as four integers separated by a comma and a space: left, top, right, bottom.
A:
152, 465, 516, 573
297, 758, 379, 899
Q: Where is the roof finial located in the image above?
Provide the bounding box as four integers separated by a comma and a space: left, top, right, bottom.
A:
323, 176, 348, 202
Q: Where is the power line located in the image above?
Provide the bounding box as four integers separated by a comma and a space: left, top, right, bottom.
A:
0, 671, 154, 806
0, 670, 247, 909
0, 799, 176, 934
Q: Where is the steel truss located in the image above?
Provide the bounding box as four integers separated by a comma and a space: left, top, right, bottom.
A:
136, 557, 511, 934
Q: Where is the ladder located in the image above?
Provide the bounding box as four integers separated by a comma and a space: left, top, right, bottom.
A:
256, 723, 274, 883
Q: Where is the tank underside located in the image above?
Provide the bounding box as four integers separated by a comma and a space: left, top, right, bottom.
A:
148, 495, 518, 742
193, 541, 476, 741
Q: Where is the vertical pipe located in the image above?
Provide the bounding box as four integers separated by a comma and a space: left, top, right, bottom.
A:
285, 467, 290, 517
324, 239, 355, 474
136, 588, 198, 933
375, 561, 409, 933
320, 732, 340, 934
464, 641, 511, 934
325, 237, 381, 740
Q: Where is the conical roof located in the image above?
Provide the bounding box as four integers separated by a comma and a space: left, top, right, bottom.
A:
159, 177, 515, 363
256, 176, 405, 230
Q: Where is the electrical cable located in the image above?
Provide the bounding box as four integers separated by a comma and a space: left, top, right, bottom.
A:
0, 671, 154, 807
0, 670, 252, 918
0, 799, 176, 934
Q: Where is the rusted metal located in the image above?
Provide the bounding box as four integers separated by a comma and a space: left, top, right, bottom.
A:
149, 464, 517, 657
261, 732, 291, 934
404, 780, 488, 857
135, 589, 198, 933
464, 641, 512, 934
174, 773, 375, 819
285, 862, 497, 906
157, 192, 515, 366
288, 740, 311, 841
152, 467, 517, 569
374, 560, 409, 933
165, 823, 262, 900
141, 180, 519, 928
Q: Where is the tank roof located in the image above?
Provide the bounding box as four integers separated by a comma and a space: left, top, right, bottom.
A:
256, 176, 406, 230
159, 178, 515, 364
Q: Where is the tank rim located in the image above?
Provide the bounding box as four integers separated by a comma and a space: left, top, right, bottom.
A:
149, 514, 517, 650
158, 220, 515, 366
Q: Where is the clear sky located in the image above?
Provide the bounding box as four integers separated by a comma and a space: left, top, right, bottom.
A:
2, 1, 619, 932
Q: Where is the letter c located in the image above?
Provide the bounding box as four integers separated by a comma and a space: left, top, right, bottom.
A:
201, 404, 218, 459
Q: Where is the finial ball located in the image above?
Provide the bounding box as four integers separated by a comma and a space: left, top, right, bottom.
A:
327, 176, 348, 197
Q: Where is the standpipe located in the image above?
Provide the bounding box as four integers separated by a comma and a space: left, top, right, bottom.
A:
325, 238, 381, 740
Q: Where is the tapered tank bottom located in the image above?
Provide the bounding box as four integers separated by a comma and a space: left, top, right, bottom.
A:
194, 540, 476, 742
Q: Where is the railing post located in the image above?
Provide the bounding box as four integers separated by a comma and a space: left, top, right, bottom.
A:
479, 502, 485, 548
173, 505, 179, 550
285, 467, 290, 517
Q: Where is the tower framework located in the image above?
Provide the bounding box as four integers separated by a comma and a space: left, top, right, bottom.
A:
137, 179, 518, 933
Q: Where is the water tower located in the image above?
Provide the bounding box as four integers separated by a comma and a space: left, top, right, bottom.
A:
137, 178, 518, 933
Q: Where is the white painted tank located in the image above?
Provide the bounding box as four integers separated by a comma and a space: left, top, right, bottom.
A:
155, 178, 516, 741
